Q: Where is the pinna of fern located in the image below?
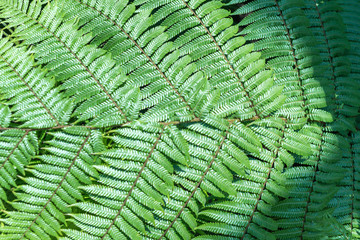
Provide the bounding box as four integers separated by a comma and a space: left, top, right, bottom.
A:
57, 0, 287, 123
0, 0, 141, 128
270, 124, 346, 239
337, 0, 360, 121
193, 117, 313, 240
228, 0, 332, 129
327, 131, 360, 239
0, 127, 104, 240
61, 122, 191, 239
58, 0, 204, 122
302, 0, 359, 132
61, 117, 261, 239
0, 38, 73, 129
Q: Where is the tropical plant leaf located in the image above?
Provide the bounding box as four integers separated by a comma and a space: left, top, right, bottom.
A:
0, 0, 358, 239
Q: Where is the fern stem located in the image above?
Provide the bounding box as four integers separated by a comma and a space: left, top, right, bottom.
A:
0, 116, 285, 132
159, 122, 234, 239
18, 132, 91, 240
0, 55, 60, 126
74, 0, 196, 116
181, 0, 260, 120
100, 127, 165, 239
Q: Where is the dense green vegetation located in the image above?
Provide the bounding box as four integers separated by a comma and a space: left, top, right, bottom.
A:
0, 0, 358, 239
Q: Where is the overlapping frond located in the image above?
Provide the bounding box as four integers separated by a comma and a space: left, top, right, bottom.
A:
327, 132, 360, 239
0, 127, 103, 239
57, 0, 209, 122
0, 130, 37, 209
60, 123, 190, 239
271, 124, 345, 239
0, 0, 139, 127
0, 0, 358, 239
303, 0, 358, 131
134, 0, 286, 121
0, 38, 72, 129
229, 0, 331, 128
138, 120, 255, 239
337, 0, 360, 120
194, 117, 313, 240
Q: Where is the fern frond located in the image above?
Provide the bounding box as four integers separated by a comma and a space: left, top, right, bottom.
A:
61, 123, 191, 239
338, 0, 360, 120
327, 132, 360, 239
133, 0, 286, 121
144, 119, 307, 239
271, 124, 345, 239
0, 0, 139, 127
0, 1, 357, 239
135, 122, 245, 239
229, 0, 330, 128
0, 38, 73, 129
0, 130, 37, 209
303, 0, 358, 131
194, 117, 312, 240
0, 127, 103, 239
98, 121, 255, 239
57, 0, 208, 122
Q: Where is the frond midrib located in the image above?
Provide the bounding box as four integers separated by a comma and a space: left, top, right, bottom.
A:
240, 124, 286, 239
299, 127, 325, 239
311, 0, 341, 112
273, 0, 306, 115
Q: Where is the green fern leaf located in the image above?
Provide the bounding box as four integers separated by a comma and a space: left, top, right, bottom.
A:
271, 124, 345, 239
303, 0, 358, 131
0, 0, 139, 127
63, 123, 191, 239
229, 0, 330, 129
0, 127, 103, 239
0, 38, 73, 129
194, 117, 312, 239
0, 130, 37, 209
327, 132, 360, 239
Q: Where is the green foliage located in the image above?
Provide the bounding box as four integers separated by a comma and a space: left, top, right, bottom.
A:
0, 0, 358, 239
